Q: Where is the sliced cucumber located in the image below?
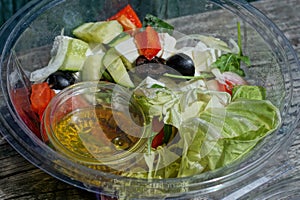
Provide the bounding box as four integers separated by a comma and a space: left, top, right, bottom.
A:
30, 35, 89, 82
72, 22, 95, 42
102, 48, 119, 68
88, 43, 106, 55
103, 48, 134, 88
73, 21, 123, 44
120, 55, 134, 70
107, 32, 131, 47
104, 46, 133, 70
80, 53, 105, 81
114, 37, 139, 64
59, 37, 90, 71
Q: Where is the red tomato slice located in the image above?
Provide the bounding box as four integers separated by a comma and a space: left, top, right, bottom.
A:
151, 129, 164, 149
151, 117, 165, 148
218, 80, 235, 95
210, 71, 247, 95
109, 4, 142, 29
134, 26, 162, 60
30, 82, 56, 121
11, 87, 41, 138
115, 14, 137, 31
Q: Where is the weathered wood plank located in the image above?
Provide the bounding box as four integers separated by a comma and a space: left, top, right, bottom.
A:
0, 139, 97, 199
0, 0, 299, 199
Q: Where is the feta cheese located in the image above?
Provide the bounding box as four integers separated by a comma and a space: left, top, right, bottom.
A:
114, 37, 139, 63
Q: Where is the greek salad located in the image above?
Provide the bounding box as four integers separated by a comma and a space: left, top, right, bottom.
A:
28, 4, 281, 178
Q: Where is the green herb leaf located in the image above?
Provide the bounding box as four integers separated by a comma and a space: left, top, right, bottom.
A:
211, 22, 250, 77
143, 14, 174, 34
212, 53, 250, 76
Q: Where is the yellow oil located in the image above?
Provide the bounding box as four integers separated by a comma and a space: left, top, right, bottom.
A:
53, 106, 145, 162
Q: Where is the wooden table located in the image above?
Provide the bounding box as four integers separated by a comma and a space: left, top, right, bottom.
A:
0, 0, 299, 199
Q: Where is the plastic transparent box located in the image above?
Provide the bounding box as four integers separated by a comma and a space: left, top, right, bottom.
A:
0, 0, 299, 199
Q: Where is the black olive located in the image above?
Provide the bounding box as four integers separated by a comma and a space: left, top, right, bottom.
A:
131, 55, 169, 80
151, 56, 166, 65
166, 53, 195, 76
135, 55, 149, 66
135, 55, 166, 66
46, 71, 76, 90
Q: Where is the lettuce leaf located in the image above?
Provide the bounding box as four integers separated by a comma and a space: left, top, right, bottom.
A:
178, 99, 281, 177
128, 78, 281, 179
134, 78, 231, 128
232, 85, 266, 101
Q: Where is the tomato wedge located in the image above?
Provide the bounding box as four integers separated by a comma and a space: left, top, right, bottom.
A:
151, 118, 174, 149
115, 15, 137, 31
134, 26, 162, 60
11, 87, 41, 138
109, 4, 142, 30
151, 129, 165, 149
218, 80, 235, 95
30, 82, 56, 121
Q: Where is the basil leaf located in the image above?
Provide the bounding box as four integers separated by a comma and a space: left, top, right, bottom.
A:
212, 53, 250, 76
211, 22, 250, 77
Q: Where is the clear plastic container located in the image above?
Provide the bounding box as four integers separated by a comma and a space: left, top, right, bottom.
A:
42, 81, 150, 172
0, 0, 299, 199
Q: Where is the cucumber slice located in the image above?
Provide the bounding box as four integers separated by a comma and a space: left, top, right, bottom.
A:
59, 37, 90, 71
80, 53, 105, 81
73, 21, 123, 44
120, 55, 134, 70
72, 22, 95, 42
103, 48, 134, 88
30, 35, 89, 82
87, 43, 106, 56
114, 37, 139, 64
107, 32, 131, 47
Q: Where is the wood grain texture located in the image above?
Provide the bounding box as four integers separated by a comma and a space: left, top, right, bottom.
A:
0, 0, 299, 199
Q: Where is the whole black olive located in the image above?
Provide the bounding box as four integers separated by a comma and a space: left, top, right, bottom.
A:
135, 55, 166, 66
46, 71, 76, 90
133, 55, 169, 80
166, 53, 195, 76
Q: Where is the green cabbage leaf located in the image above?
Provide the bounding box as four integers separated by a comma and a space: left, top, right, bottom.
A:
125, 79, 281, 179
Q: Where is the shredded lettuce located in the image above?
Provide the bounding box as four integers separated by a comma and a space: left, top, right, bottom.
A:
125, 80, 281, 179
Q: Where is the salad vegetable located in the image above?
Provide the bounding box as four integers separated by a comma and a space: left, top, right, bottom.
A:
143, 14, 174, 34
30, 35, 89, 82
134, 26, 162, 60
46, 70, 76, 90
166, 53, 195, 76
211, 22, 250, 76
73, 21, 123, 44
30, 82, 55, 121
27, 4, 281, 179
108, 4, 142, 31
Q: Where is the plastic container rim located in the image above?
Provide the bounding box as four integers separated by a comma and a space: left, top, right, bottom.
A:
0, 0, 299, 198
